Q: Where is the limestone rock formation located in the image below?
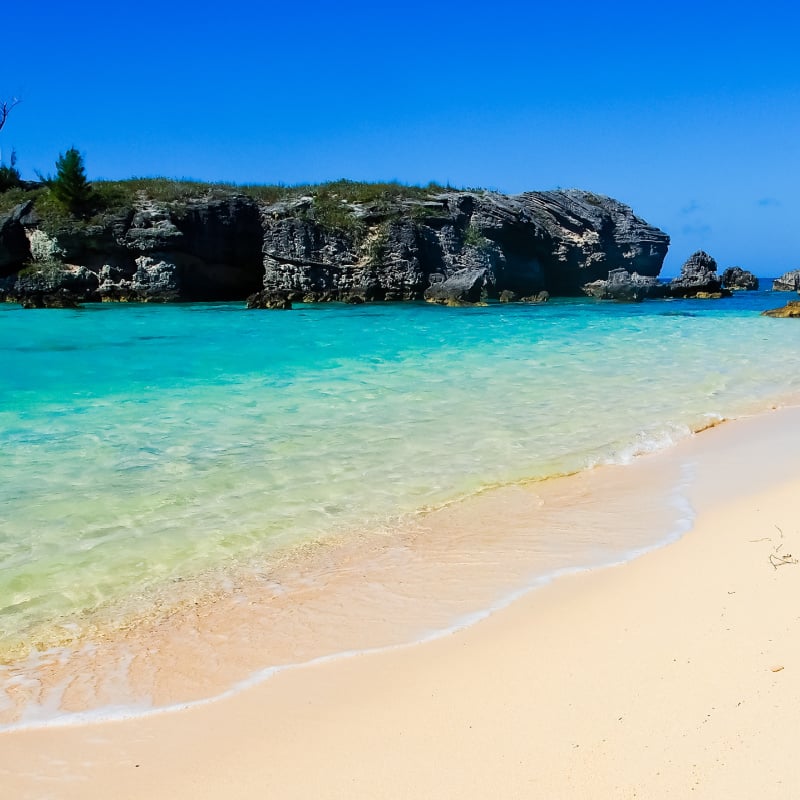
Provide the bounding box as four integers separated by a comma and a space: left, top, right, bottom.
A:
772, 270, 800, 292
423, 268, 491, 305
260, 189, 670, 303
6, 195, 265, 305
762, 300, 800, 318
1, 185, 670, 306
720, 266, 758, 291
14, 263, 97, 295
582, 268, 666, 301
668, 251, 729, 298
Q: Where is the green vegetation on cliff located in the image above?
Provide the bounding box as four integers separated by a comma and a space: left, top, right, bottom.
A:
0, 175, 454, 234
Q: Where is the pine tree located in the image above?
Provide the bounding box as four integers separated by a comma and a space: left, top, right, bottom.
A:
50, 147, 93, 215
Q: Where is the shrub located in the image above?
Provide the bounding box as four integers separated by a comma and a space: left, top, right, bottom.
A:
464, 222, 490, 249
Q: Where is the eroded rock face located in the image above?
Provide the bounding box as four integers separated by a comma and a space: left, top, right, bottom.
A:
582, 268, 666, 301
3, 187, 670, 305
772, 270, 800, 292
668, 251, 729, 298
260, 189, 670, 303
6, 264, 98, 306
7, 196, 265, 304
720, 266, 758, 291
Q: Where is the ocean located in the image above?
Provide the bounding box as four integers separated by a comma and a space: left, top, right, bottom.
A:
2, 289, 799, 727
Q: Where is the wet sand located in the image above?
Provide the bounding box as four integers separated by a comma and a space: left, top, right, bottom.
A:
3, 406, 800, 798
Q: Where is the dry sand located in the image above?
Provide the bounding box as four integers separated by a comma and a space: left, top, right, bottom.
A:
3, 407, 800, 799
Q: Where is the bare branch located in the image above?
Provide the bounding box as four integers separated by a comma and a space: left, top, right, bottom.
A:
0, 98, 21, 133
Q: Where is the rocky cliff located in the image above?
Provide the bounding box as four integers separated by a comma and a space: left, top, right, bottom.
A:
0, 184, 669, 306
259, 189, 669, 303
0, 194, 264, 304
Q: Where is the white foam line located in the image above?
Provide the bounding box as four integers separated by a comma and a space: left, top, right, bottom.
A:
0, 462, 698, 735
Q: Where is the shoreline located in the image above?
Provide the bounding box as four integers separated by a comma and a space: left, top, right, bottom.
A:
0, 404, 727, 730
0, 404, 798, 732
3, 405, 800, 797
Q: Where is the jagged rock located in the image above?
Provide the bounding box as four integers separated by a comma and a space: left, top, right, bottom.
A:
509, 191, 668, 294
499, 290, 517, 303
245, 289, 292, 310
130, 256, 181, 302
669, 251, 729, 298
261, 189, 669, 301
582, 268, 666, 301
424, 268, 490, 305
93, 255, 182, 302
720, 266, 758, 291
261, 214, 428, 302
762, 300, 800, 318
772, 270, 800, 292
13, 263, 98, 295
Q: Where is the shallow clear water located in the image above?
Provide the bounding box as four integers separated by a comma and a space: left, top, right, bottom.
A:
2, 291, 799, 658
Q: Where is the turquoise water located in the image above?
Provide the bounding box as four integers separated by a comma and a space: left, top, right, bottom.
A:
2, 291, 800, 658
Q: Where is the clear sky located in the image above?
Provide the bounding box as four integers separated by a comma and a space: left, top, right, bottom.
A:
3, 0, 798, 276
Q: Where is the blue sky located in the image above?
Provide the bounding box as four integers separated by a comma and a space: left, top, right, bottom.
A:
3, 0, 798, 276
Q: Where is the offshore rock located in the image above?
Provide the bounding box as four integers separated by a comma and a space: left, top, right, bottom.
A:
720, 266, 758, 291
668, 251, 729, 298
423, 268, 491, 305
772, 270, 800, 292
582, 268, 666, 301
762, 300, 800, 318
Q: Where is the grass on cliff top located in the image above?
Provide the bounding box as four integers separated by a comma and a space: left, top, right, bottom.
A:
0, 177, 462, 234
0, 177, 453, 211
93, 177, 452, 208
90, 178, 288, 207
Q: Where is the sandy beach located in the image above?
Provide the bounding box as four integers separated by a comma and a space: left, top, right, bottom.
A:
3, 406, 800, 799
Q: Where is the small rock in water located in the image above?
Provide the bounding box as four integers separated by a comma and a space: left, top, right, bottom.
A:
762, 300, 800, 318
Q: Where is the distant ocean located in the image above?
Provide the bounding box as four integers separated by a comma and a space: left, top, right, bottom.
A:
2, 289, 800, 726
